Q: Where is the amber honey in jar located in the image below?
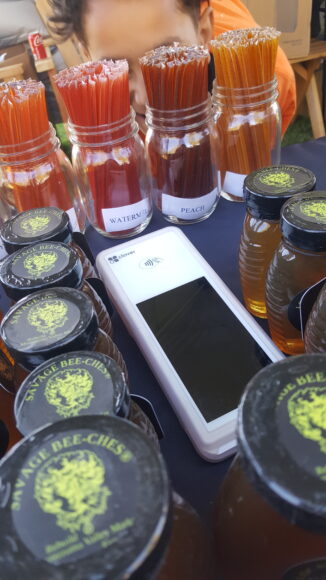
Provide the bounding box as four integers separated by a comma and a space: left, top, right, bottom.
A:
266, 192, 326, 355
304, 281, 326, 353
0, 206, 96, 279
0, 241, 112, 337
215, 354, 326, 580
0, 415, 215, 579
0, 287, 127, 391
240, 165, 316, 318
14, 351, 158, 445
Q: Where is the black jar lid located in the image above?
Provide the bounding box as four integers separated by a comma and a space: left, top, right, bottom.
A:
280, 191, 326, 251
0, 207, 73, 254
0, 242, 83, 301
244, 165, 316, 220
238, 353, 326, 534
0, 288, 98, 370
0, 415, 171, 579
15, 351, 130, 436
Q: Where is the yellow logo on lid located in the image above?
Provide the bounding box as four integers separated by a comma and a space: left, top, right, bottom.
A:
288, 387, 326, 454
27, 299, 68, 335
24, 251, 58, 278
45, 369, 94, 418
20, 216, 50, 235
300, 201, 326, 223
260, 172, 295, 188
34, 450, 111, 534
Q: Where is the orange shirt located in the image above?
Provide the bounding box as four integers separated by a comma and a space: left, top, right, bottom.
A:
210, 0, 296, 135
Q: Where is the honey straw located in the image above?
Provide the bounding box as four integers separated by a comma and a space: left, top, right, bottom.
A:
140, 43, 209, 110
54, 59, 130, 126
0, 80, 49, 145
54, 59, 146, 234
139, 43, 215, 207
209, 27, 281, 184
210, 27, 280, 88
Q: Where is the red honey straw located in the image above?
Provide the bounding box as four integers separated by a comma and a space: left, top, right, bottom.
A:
54, 59, 130, 126
139, 43, 210, 110
0, 80, 49, 145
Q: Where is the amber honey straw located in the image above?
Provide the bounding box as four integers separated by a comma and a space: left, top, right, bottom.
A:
210, 28, 280, 176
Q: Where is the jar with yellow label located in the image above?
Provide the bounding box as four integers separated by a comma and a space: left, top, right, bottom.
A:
0, 287, 127, 391
239, 165, 316, 318
14, 351, 158, 445
0, 206, 95, 279
266, 192, 326, 355
0, 241, 112, 337
215, 354, 326, 580
0, 415, 215, 579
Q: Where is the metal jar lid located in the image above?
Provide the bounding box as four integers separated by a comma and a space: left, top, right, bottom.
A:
0, 288, 98, 370
238, 353, 326, 533
0, 207, 72, 254
0, 415, 171, 579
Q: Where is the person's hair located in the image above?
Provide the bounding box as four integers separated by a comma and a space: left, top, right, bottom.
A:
49, 0, 207, 46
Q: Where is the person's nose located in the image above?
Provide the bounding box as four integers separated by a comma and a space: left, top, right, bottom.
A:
129, 67, 147, 114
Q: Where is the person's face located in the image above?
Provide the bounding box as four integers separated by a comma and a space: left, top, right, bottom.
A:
83, 0, 213, 133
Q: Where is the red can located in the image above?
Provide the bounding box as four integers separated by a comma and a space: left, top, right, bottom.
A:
28, 32, 47, 61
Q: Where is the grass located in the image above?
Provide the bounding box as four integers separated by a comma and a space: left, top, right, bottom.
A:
282, 115, 313, 147
55, 123, 71, 158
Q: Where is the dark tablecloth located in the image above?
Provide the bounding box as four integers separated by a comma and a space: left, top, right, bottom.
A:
83, 137, 326, 528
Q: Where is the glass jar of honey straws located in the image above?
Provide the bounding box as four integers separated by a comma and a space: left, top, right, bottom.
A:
145, 100, 219, 223
304, 281, 326, 353
140, 44, 219, 224
0, 79, 85, 231
54, 59, 152, 239
0, 207, 96, 279
0, 123, 85, 231
212, 78, 281, 202
68, 110, 153, 238
239, 165, 316, 318
266, 192, 326, 355
210, 28, 282, 202
215, 354, 326, 580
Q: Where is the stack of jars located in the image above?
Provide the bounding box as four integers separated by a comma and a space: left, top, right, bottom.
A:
0, 207, 216, 579
239, 165, 326, 357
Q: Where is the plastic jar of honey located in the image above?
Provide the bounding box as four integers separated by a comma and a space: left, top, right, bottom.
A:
304, 281, 326, 353
266, 192, 326, 355
0, 415, 215, 579
215, 354, 326, 580
239, 165, 316, 318
14, 351, 158, 445
0, 206, 96, 279
0, 287, 127, 391
0, 241, 112, 337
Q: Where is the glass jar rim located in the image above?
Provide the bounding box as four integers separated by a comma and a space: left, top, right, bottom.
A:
68, 108, 135, 134
213, 76, 278, 95
212, 76, 279, 108
0, 123, 58, 164
145, 96, 211, 132
68, 108, 139, 147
